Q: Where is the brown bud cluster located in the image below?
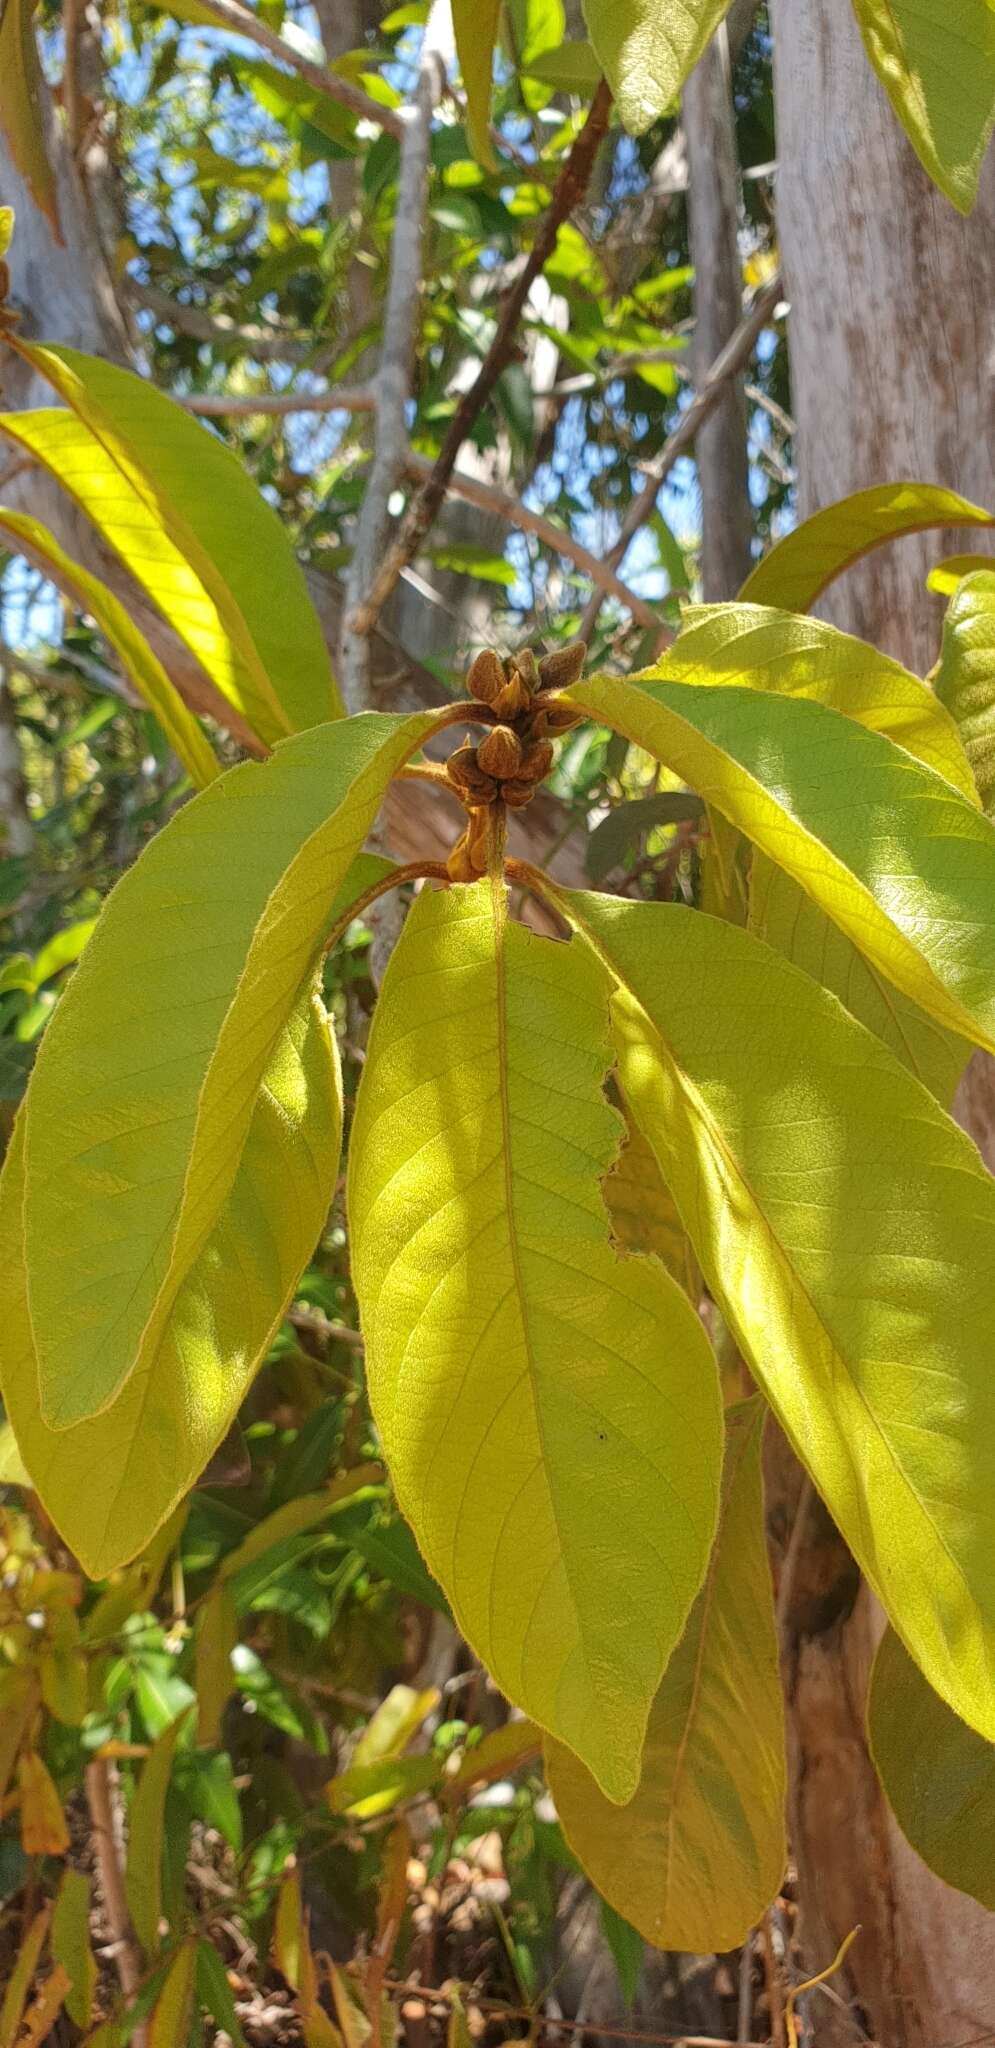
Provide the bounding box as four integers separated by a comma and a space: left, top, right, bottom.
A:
445, 638, 588, 879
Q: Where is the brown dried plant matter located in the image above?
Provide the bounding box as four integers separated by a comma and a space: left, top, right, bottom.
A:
442, 639, 587, 882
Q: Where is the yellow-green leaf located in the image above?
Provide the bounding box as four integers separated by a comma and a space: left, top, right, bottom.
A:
740, 484, 994, 614
22, 711, 432, 1432
547, 1399, 785, 1951
0, 505, 219, 789
851, 0, 995, 212
928, 553, 995, 596
581, 0, 733, 133
348, 879, 723, 1804
352, 1685, 439, 1769
0, 979, 341, 1575
452, 0, 500, 168
554, 887, 995, 1751
869, 1626, 995, 1911
126, 1708, 192, 1954
0, 1906, 51, 2048
0, 0, 60, 240
0, 1420, 30, 1487
7, 348, 344, 737
669, 602, 977, 798
18, 1750, 68, 1856
52, 1870, 97, 2030
566, 671, 995, 1057
935, 569, 995, 818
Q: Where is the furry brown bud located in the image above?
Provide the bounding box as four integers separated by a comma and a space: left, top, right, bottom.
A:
447, 743, 493, 798
466, 648, 506, 705
511, 648, 539, 693
477, 725, 523, 779
518, 738, 554, 783
466, 808, 492, 872
538, 638, 587, 691
500, 779, 536, 809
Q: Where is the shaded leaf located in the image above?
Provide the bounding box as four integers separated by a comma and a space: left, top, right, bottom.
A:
126, 1708, 193, 1954
52, 1870, 97, 2030
18, 1752, 68, 1856
0, 1905, 51, 2048
602, 1106, 699, 1300
196, 1940, 250, 2048
585, 791, 703, 883
194, 1582, 237, 1747
547, 1399, 785, 1952
348, 879, 722, 1804
452, 0, 500, 168
0, 0, 60, 239
869, 1626, 995, 1911
148, 1940, 197, 2048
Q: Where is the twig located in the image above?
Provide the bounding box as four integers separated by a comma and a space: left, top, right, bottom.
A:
129, 281, 343, 367
182, 383, 375, 416
85, 1756, 150, 2047
372, 1975, 766, 2048
344, 79, 614, 644
290, 1307, 364, 1350
578, 271, 785, 637
187, 0, 404, 134
760, 1910, 787, 2048
339, 26, 445, 712
785, 1926, 861, 2048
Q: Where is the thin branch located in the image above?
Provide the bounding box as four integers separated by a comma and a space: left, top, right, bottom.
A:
337, 28, 444, 711
128, 280, 342, 367
344, 79, 614, 644
182, 383, 375, 417
62, 0, 84, 153
187, 0, 404, 137
401, 451, 666, 634
85, 1757, 149, 2047
578, 271, 785, 638
290, 1307, 364, 1350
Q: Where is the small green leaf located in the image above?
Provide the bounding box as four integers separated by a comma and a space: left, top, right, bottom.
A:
126, 1709, 193, 1954
869, 1627, 995, 1910
740, 483, 994, 614
554, 887, 995, 1752
0, 0, 60, 240
149, 1939, 197, 2047
548, 1400, 785, 1952
585, 791, 703, 883
196, 1940, 250, 2048
935, 569, 995, 818
194, 1584, 237, 1748
851, 0, 995, 212
0, 506, 219, 788
522, 41, 602, 92
452, 0, 500, 168
348, 879, 722, 1804
581, 0, 732, 132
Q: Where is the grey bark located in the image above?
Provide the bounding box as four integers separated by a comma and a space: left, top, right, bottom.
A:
770, 0, 995, 2037
684, 24, 753, 599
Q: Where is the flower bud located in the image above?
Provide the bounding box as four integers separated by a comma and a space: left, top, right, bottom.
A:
538, 638, 587, 691
447, 833, 478, 883
477, 725, 523, 779
518, 738, 554, 783
500, 779, 536, 809
466, 808, 491, 872
531, 699, 584, 738
466, 648, 506, 705
511, 648, 539, 693
447, 743, 490, 795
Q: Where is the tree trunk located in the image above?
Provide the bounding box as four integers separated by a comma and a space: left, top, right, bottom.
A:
770, 1, 995, 2036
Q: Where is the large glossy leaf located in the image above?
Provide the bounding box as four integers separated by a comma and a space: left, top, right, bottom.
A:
23, 710, 434, 1429
581, 0, 733, 132
869, 1626, 995, 1910
667, 603, 976, 797
935, 570, 995, 817
0, 506, 219, 789
0, 0, 60, 239
348, 879, 723, 1803
661, 603, 975, 1101
851, 0, 995, 212
547, 1399, 785, 1951
565, 671, 995, 1056
739, 484, 994, 614
552, 889, 995, 1749
7, 348, 343, 736
1, 977, 341, 1575
452, 0, 500, 168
